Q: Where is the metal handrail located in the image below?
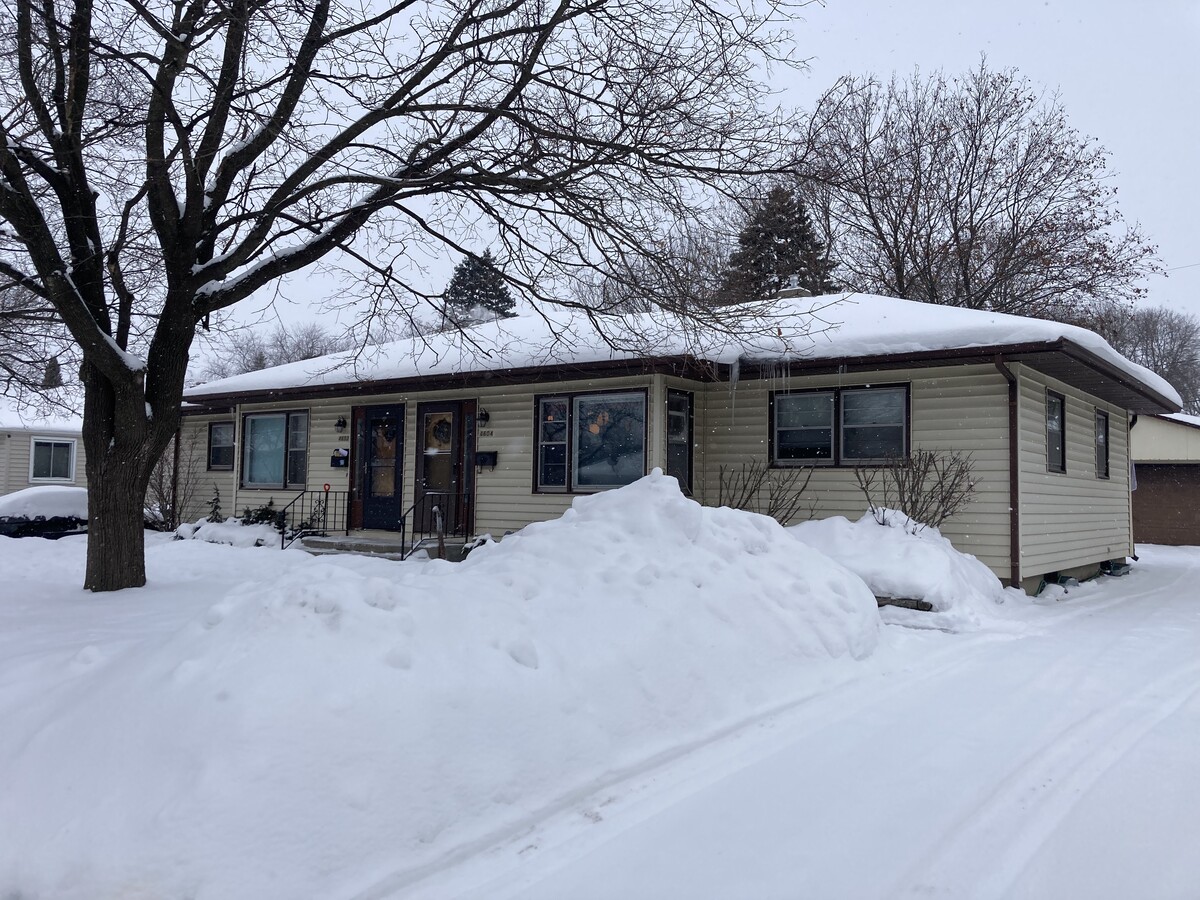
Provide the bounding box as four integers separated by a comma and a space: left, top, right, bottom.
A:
398, 491, 469, 560
277, 488, 350, 549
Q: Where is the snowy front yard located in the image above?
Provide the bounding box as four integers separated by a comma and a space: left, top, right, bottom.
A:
1, 477, 1198, 899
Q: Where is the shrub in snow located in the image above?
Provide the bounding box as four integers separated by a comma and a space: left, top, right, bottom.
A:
790, 510, 1013, 629
239, 499, 279, 528
206, 483, 223, 523
175, 518, 281, 548
853, 448, 976, 532
714, 459, 815, 525
1, 472, 880, 899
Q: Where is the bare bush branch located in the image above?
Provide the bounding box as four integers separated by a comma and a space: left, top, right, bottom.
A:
715, 460, 815, 525
854, 449, 976, 532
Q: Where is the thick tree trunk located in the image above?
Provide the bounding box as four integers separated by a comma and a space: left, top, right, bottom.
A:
84, 451, 155, 591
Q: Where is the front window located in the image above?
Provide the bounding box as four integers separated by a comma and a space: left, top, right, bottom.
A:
536, 397, 569, 491
534, 391, 646, 492
772, 386, 907, 466
208, 422, 234, 470
1095, 410, 1109, 479
242, 411, 308, 488
841, 387, 906, 461
1047, 392, 1066, 473
775, 391, 834, 463
30, 438, 74, 481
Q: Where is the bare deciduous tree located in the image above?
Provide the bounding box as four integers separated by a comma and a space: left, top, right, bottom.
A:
0, 0, 804, 589
145, 427, 205, 531
803, 61, 1158, 322
1090, 304, 1200, 413
200, 323, 353, 381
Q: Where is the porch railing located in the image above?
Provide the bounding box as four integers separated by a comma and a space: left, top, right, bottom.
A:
399, 491, 470, 560
278, 489, 350, 550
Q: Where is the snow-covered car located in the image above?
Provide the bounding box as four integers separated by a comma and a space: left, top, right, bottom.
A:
0, 485, 88, 538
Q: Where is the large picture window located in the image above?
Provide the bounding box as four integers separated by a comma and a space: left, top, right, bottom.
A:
1046, 391, 1066, 473
535, 391, 646, 492
208, 422, 234, 471
30, 438, 75, 482
242, 411, 308, 488
772, 386, 908, 466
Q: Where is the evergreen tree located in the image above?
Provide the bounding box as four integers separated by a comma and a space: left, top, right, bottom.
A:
207, 485, 223, 524
41, 356, 63, 389
719, 186, 836, 304
442, 249, 517, 326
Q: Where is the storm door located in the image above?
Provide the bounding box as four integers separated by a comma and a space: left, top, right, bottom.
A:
354, 404, 405, 530
414, 401, 474, 535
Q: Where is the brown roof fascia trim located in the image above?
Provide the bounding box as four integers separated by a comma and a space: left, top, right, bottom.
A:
181, 403, 236, 417
734, 341, 1067, 378
1058, 340, 1181, 414
184, 355, 720, 405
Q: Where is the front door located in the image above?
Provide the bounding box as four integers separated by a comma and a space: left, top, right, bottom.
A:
415, 401, 474, 535
356, 404, 405, 530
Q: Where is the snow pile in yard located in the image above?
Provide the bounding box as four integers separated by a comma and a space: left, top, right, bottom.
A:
0, 473, 879, 900
0, 485, 87, 521
175, 517, 281, 547
790, 510, 1013, 629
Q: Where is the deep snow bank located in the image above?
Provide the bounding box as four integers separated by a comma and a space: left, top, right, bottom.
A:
0, 473, 878, 900
790, 510, 1015, 629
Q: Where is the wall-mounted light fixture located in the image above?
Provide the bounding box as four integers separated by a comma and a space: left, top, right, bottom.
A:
334, 416, 348, 433
476, 408, 491, 427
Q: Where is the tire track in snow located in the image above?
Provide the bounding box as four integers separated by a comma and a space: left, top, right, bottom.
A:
353, 633, 1007, 900
890, 656, 1200, 899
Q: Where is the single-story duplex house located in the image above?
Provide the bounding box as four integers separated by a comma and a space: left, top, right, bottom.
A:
179, 292, 1181, 593
0, 399, 86, 499
1130, 412, 1200, 545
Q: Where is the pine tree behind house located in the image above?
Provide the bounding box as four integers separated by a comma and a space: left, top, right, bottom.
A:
719, 186, 836, 304
442, 250, 517, 326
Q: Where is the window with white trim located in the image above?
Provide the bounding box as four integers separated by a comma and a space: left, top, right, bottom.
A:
208, 422, 234, 471
772, 386, 908, 466
535, 391, 646, 492
30, 437, 75, 482
241, 411, 308, 488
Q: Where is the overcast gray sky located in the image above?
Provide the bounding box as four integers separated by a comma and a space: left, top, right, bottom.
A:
238, 0, 1199, 337
786, 0, 1200, 313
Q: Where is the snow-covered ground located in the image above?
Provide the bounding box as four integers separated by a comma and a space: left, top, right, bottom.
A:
1, 479, 1198, 899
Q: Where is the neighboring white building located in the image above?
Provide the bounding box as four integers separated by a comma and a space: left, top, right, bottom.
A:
0, 399, 86, 499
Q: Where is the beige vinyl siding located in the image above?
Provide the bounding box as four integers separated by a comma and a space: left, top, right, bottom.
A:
1017, 367, 1131, 577
177, 415, 238, 523
410, 375, 658, 535
191, 375, 662, 535
1131, 415, 1200, 462
698, 364, 1014, 578
0, 427, 86, 497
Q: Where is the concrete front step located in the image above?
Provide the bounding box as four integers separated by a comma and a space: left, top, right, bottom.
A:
300, 532, 470, 562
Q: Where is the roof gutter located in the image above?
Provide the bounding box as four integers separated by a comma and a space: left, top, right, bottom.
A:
994, 355, 1022, 589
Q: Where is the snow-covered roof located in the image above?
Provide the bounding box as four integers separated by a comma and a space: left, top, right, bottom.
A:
184, 293, 1182, 411
0, 397, 83, 432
